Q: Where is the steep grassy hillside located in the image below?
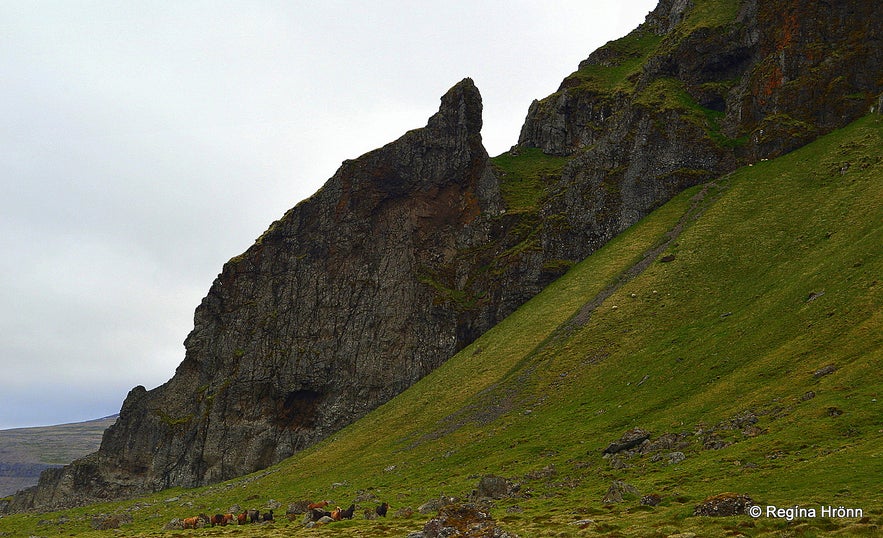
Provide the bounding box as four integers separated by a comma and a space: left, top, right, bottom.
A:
2, 114, 880, 536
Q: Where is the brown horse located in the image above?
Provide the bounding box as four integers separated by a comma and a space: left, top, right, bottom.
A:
210, 513, 234, 526
308, 500, 330, 510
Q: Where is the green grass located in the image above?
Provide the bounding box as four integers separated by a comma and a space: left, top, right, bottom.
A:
2, 115, 881, 537
555, 0, 739, 97
491, 147, 570, 213
683, 0, 742, 31
566, 30, 663, 94
633, 77, 747, 148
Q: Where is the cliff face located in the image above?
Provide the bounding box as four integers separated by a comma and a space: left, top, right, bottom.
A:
519, 0, 880, 262
9, 0, 880, 511
137, 78, 505, 489
11, 79, 511, 508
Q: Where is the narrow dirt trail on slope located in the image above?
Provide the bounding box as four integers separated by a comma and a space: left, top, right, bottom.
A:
427, 180, 728, 432
564, 179, 725, 332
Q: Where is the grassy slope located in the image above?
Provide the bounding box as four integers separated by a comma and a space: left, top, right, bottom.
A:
2, 115, 881, 537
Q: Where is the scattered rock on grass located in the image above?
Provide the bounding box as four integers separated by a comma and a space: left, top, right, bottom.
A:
693, 492, 754, 516
602, 428, 651, 455
702, 434, 731, 450
419, 495, 458, 514
395, 506, 415, 518
602, 480, 638, 503
668, 451, 686, 464
641, 493, 662, 506
806, 291, 825, 303
813, 364, 837, 378
523, 464, 556, 480
91, 516, 122, 530
641, 432, 688, 453
287, 500, 312, 518
420, 503, 517, 538
473, 475, 520, 499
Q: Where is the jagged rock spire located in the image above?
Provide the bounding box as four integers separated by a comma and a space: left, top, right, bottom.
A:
7, 78, 503, 510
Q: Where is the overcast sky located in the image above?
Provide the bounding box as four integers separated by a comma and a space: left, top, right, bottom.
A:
0, 1, 658, 430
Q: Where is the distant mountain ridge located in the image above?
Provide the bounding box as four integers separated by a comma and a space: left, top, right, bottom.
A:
6, 0, 880, 512
0, 416, 117, 497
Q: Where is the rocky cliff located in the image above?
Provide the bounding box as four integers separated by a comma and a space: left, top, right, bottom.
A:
8, 0, 880, 511
518, 0, 880, 263
10, 78, 512, 509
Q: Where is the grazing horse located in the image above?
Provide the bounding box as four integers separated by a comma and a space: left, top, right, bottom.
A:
182, 516, 200, 529
210, 513, 234, 526
308, 500, 330, 510
340, 504, 356, 520
248, 509, 260, 523
376, 502, 389, 517
237, 512, 248, 524
310, 508, 332, 522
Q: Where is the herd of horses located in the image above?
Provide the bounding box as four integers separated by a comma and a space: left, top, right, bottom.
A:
178, 501, 390, 529
181, 509, 273, 529
303, 500, 389, 522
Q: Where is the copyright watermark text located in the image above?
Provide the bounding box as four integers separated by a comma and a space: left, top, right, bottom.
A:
748, 504, 864, 521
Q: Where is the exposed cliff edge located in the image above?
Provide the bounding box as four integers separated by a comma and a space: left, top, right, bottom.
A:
8, 0, 880, 512
517, 0, 880, 263
9, 78, 511, 510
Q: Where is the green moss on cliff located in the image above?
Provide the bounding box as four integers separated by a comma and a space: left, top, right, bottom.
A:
491, 148, 569, 214
418, 272, 485, 311
634, 77, 746, 148
684, 0, 741, 31
565, 30, 663, 94
154, 410, 192, 428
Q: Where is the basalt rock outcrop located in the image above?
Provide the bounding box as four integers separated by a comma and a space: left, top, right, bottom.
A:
518, 0, 880, 262
10, 78, 512, 510
8, 0, 880, 512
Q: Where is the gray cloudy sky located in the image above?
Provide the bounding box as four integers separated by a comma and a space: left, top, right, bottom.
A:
0, 1, 657, 430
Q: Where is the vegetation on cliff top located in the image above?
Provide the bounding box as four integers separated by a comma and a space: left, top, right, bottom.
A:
491, 147, 570, 214
3, 112, 880, 537
566, 31, 663, 95
556, 0, 740, 97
